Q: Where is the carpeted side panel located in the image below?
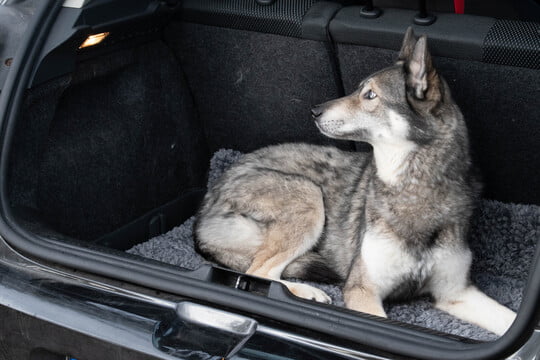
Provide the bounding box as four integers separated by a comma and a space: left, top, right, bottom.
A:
127, 149, 540, 341
164, 22, 353, 154
29, 41, 209, 240
8, 76, 72, 211
336, 43, 540, 205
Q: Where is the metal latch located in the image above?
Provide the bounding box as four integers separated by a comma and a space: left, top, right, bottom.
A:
207, 267, 272, 296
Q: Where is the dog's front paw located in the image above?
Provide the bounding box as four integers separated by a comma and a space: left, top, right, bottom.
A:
281, 281, 332, 304
434, 286, 517, 336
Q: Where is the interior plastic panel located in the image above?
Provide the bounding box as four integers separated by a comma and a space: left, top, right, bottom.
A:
329, 7, 495, 61
30, 0, 179, 87
301, 1, 342, 41
181, 0, 319, 38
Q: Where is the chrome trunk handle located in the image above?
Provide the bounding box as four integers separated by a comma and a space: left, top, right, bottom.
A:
153, 302, 258, 359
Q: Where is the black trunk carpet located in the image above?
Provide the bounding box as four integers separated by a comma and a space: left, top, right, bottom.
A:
127, 149, 539, 341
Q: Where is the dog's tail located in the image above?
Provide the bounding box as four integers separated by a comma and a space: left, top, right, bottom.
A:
282, 252, 343, 284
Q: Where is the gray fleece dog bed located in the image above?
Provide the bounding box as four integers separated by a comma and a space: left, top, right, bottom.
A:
127, 149, 540, 341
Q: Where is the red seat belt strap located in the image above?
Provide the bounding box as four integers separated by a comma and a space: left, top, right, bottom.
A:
454, 0, 465, 14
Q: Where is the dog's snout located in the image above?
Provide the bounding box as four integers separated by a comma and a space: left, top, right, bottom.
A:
311, 105, 324, 119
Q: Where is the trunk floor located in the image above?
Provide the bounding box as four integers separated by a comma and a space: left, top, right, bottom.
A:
127, 149, 540, 341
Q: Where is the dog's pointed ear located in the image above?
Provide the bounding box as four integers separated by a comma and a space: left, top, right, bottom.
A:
397, 27, 417, 62
406, 35, 436, 100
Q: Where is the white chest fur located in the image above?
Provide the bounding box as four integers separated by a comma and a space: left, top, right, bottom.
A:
361, 227, 435, 299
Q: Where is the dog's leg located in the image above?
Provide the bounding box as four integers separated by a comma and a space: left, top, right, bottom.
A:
430, 239, 516, 336
343, 257, 386, 317
243, 176, 331, 304
344, 285, 386, 317
434, 286, 516, 336
247, 230, 332, 304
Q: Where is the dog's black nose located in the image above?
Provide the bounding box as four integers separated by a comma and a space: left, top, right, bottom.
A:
311, 105, 323, 119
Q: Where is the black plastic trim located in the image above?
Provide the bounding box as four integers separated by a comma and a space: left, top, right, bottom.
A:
1, 1, 540, 360
301, 1, 342, 41
180, 0, 318, 38
329, 7, 495, 61
302, 1, 345, 98
93, 188, 205, 250
30, 0, 177, 87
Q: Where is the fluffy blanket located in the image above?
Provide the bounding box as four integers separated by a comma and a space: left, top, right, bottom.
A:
127, 149, 539, 341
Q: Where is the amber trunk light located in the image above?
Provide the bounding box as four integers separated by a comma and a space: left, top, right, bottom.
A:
79, 32, 110, 49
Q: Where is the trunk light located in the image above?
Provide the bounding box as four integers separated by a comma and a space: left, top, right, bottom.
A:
79, 32, 109, 49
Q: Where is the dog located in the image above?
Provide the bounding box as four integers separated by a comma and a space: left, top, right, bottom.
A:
194, 28, 516, 336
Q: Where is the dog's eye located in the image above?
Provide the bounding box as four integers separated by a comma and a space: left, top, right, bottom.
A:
364, 89, 377, 100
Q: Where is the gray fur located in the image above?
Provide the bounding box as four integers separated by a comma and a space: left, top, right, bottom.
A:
192, 29, 515, 335
127, 149, 539, 341
196, 143, 368, 276
195, 31, 471, 285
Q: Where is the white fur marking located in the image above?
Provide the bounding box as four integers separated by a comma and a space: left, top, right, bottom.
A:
429, 245, 516, 336
318, 106, 349, 130
280, 280, 332, 303
372, 111, 416, 185
197, 215, 262, 250
436, 286, 516, 336
429, 246, 472, 298
361, 228, 434, 298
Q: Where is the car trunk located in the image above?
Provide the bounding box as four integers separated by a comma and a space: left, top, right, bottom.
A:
2, 0, 540, 358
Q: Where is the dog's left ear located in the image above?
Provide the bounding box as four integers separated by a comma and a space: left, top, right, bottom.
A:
397, 27, 417, 62
406, 36, 440, 102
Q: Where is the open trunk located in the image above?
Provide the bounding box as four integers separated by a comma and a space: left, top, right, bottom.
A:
2, 0, 539, 358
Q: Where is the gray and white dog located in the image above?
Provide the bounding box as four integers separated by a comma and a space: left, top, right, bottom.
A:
195, 28, 516, 336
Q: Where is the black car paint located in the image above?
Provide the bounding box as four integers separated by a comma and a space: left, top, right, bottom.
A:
0, 235, 387, 359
